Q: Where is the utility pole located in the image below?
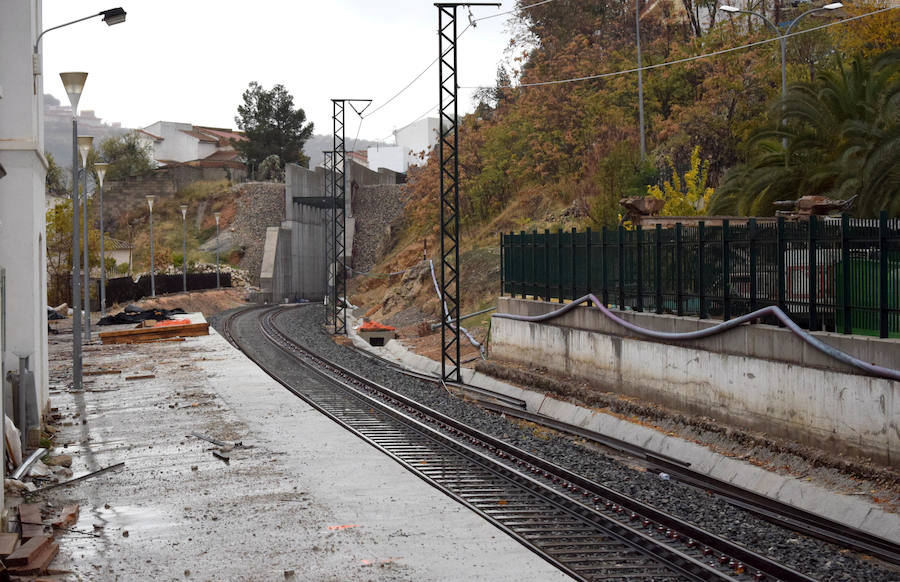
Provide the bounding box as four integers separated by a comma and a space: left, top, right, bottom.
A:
330, 99, 370, 335
323, 150, 335, 328
435, 3, 498, 383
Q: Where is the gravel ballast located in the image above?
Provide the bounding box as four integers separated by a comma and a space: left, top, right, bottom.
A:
216, 304, 900, 582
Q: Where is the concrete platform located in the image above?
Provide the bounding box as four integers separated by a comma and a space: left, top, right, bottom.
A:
41, 314, 571, 581
345, 315, 900, 546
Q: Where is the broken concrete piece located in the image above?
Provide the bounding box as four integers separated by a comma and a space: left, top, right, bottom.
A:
52, 504, 79, 529
44, 454, 73, 468
5, 478, 35, 495
27, 461, 52, 478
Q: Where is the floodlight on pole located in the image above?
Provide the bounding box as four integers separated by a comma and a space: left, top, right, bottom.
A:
61, 71, 87, 390
720, 3, 843, 149
34, 10, 126, 93
95, 162, 109, 317
146, 195, 156, 297
181, 204, 189, 293
77, 135, 94, 342
213, 212, 221, 289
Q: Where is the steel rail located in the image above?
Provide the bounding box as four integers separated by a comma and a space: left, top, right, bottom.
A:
469, 399, 900, 566
354, 319, 900, 565
225, 306, 741, 581
253, 307, 724, 581
226, 305, 818, 581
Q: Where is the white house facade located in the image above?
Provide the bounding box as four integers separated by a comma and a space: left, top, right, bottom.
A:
366, 117, 440, 173
0, 0, 49, 449
138, 121, 244, 167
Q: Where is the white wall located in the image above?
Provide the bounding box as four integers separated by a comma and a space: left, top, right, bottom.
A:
395, 117, 439, 169
0, 0, 49, 438
366, 145, 406, 173
143, 121, 198, 163
492, 298, 900, 466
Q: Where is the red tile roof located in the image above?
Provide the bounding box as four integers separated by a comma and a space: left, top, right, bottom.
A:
179, 128, 218, 143
136, 128, 163, 141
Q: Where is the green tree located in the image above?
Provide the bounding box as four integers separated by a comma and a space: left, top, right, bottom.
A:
710, 50, 900, 216
97, 131, 156, 181
234, 82, 314, 174
45, 151, 68, 197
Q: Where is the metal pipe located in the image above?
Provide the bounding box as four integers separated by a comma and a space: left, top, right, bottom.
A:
494, 294, 900, 382
17, 356, 28, 451
11, 447, 47, 481
430, 306, 497, 330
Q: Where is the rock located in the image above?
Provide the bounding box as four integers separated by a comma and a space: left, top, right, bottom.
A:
45, 453, 72, 467
28, 461, 52, 477
52, 466, 73, 479
4, 478, 33, 494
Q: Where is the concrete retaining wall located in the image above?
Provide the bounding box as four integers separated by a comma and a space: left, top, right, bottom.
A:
492, 298, 900, 467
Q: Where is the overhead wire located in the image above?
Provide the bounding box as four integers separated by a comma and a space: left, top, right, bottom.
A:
473, 0, 558, 23
459, 5, 899, 89
362, 0, 560, 123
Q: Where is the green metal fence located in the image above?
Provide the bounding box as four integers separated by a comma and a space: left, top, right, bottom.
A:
501, 212, 900, 338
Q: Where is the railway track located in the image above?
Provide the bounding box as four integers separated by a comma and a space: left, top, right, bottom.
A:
344, 329, 900, 568
223, 305, 819, 581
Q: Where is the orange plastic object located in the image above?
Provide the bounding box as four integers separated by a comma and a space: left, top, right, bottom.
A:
359, 321, 396, 332
154, 319, 191, 327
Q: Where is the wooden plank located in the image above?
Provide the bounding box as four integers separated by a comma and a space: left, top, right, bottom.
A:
98, 322, 209, 345
8, 540, 58, 575
83, 369, 121, 376
20, 523, 45, 541
18, 503, 42, 524
125, 374, 156, 381
0, 532, 19, 557
6, 535, 50, 566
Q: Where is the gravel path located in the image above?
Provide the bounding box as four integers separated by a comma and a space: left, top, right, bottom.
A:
215, 304, 900, 582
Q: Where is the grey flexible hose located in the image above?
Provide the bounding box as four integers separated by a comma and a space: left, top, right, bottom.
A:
494, 294, 900, 382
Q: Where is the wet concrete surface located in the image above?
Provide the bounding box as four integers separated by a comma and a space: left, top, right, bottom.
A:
41, 316, 572, 581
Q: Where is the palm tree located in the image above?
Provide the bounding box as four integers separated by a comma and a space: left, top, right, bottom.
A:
710, 49, 900, 216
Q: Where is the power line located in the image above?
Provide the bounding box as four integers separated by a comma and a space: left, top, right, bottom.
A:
363, 0, 561, 121
473, 0, 558, 22
459, 6, 898, 89
377, 103, 439, 144
363, 23, 472, 120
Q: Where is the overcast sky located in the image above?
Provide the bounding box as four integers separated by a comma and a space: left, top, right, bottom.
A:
42, 0, 522, 142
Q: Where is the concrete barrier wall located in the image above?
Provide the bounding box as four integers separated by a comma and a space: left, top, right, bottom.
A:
492, 298, 900, 467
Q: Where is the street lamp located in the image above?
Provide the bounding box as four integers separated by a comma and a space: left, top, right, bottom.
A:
95, 162, 109, 318
146, 195, 156, 297
636, 0, 646, 161
719, 3, 843, 102
213, 211, 221, 289
77, 135, 93, 342
33, 8, 126, 93
180, 204, 189, 293
60, 72, 87, 391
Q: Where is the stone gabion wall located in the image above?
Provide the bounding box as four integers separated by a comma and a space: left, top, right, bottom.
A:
351, 183, 407, 274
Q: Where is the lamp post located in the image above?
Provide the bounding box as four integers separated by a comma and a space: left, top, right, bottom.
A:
146, 195, 156, 297
95, 162, 108, 318
33, 9, 126, 94
213, 212, 221, 289
636, 0, 646, 161
60, 72, 87, 390
180, 204, 188, 293
77, 135, 93, 342
720, 3, 843, 102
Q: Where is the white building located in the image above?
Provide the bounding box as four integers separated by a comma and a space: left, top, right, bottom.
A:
367, 117, 441, 173
138, 121, 245, 167
0, 1, 49, 447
